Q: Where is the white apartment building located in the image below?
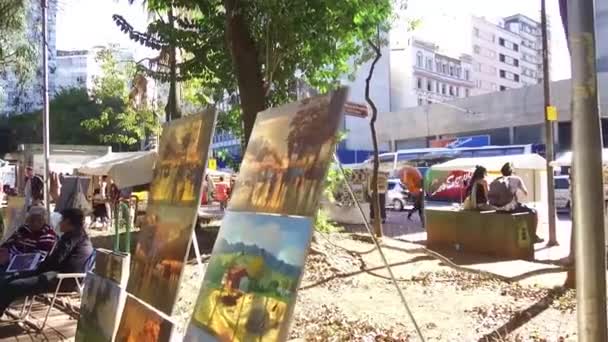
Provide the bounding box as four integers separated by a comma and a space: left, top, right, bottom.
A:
55, 46, 135, 93
391, 37, 474, 110
470, 15, 544, 95
504, 14, 544, 86
0, 0, 58, 115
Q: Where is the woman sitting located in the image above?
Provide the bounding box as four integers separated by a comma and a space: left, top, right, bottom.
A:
463, 166, 495, 211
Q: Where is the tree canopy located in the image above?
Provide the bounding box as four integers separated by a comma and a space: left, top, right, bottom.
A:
0, 0, 37, 100
114, 0, 397, 145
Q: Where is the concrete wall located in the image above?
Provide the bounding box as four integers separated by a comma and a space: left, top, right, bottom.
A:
341, 44, 392, 151
376, 72, 608, 148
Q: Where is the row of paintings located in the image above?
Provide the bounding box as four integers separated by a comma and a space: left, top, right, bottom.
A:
181, 89, 348, 341
94, 248, 130, 287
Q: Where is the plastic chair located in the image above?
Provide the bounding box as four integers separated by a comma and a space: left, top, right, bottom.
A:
16, 250, 96, 331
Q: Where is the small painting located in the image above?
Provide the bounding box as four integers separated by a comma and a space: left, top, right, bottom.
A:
76, 273, 127, 342
187, 211, 313, 342
115, 294, 173, 342
93, 248, 130, 286
228, 88, 348, 217
149, 111, 216, 205
127, 204, 197, 314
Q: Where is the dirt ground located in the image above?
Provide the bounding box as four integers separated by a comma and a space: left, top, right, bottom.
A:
172, 227, 577, 342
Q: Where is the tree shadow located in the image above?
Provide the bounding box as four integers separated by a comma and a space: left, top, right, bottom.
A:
477, 287, 568, 342
299, 255, 434, 291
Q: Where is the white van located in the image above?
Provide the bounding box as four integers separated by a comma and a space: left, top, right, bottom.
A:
554, 175, 571, 211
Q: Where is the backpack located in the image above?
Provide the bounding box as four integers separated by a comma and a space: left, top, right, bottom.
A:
488, 176, 515, 207
65, 177, 92, 215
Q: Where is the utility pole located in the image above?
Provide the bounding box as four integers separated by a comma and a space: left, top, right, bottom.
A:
541, 0, 558, 246
41, 0, 51, 219
569, 0, 608, 339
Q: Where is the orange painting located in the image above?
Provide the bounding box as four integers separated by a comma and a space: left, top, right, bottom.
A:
115, 295, 173, 342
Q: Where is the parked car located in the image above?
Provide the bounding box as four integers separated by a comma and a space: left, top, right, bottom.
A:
554, 175, 571, 211
387, 179, 409, 211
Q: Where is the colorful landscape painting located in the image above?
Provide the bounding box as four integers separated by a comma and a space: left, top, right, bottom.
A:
228, 88, 348, 217
149, 111, 216, 205
94, 248, 130, 286
128, 111, 216, 315
115, 295, 173, 342
76, 273, 126, 342
127, 203, 198, 314
187, 211, 313, 342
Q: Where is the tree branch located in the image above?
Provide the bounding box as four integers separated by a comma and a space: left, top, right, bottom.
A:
365, 34, 383, 237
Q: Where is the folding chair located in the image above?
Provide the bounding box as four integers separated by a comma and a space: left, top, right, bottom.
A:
13, 250, 96, 331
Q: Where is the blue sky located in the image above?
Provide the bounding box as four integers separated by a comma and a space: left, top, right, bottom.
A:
217, 211, 312, 267
55, 0, 570, 78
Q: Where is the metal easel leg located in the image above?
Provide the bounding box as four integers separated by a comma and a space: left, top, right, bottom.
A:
191, 229, 205, 276
332, 153, 426, 341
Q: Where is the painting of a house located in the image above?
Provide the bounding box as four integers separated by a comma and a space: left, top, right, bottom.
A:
187, 211, 313, 341
224, 266, 250, 292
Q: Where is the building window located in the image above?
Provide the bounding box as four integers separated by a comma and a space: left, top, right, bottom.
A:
449, 65, 454, 76
473, 45, 481, 54
456, 87, 460, 97
449, 86, 454, 96
442, 64, 448, 74
436, 60, 441, 72
427, 80, 433, 92
500, 69, 520, 82
500, 70, 506, 78
500, 85, 508, 91
441, 84, 446, 94
499, 37, 519, 52
428, 100, 433, 104
474, 27, 480, 37
464, 69, 470, 80
417, 77, 422, 89
436, 82, 440, 93
418, 98, 424, 106
426, 58, 433, 70
456, 67, 462, 78
416, 52, 423, 67
514, 74, 520, 82
465, 89, 470, 97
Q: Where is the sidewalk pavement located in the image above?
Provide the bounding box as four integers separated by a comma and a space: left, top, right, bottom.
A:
343, 209, 574, 288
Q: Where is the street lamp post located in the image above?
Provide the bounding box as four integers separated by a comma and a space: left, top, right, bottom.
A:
41, 0, 51, 219
569, 0, 608, 339
541, 0, 558, 246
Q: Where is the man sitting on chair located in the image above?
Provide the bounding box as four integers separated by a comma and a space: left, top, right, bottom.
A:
0, 208, 93, 317
0, 206, 57, 268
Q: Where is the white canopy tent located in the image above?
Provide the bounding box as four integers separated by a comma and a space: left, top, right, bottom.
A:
78, 151, 157, 189
430, 153, 551, 228
551, 149, 608, 167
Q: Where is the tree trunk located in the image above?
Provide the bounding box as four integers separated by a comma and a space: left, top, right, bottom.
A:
365, 36, 383, 238
224, 0, 266, 149
165, 5, 181, 122
565, 173, 575, 288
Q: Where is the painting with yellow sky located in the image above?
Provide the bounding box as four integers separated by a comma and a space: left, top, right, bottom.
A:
228, 88, 348, 217
149, 111, 216, 205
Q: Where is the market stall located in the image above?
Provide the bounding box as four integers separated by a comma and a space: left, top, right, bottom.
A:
78, 151, 157, 189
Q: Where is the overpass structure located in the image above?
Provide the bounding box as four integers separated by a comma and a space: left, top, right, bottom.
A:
376, 72, 608, 152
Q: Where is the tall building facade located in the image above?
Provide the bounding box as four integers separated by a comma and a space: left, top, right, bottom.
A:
390, 37, 474, 110
55, 46, 135, 93
470, 15, 544, 95
0, 0, 58, 115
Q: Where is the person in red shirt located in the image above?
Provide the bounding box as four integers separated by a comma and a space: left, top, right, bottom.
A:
214, 176, 229, 210
0, 206, 57, 266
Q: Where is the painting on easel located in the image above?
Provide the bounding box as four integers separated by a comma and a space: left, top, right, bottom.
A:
127, 110, 216, 314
